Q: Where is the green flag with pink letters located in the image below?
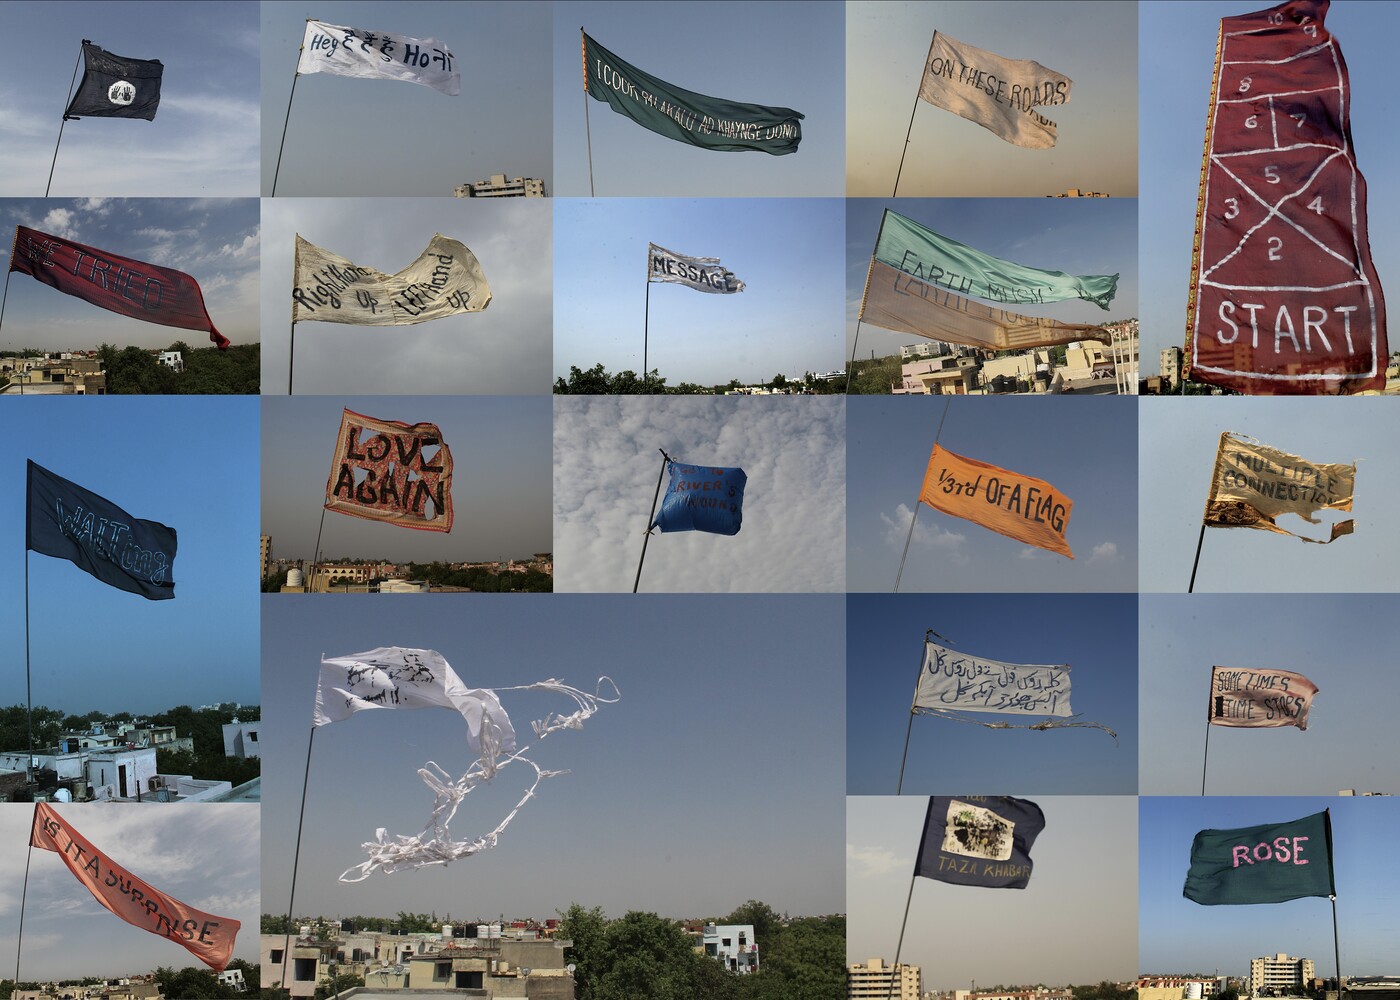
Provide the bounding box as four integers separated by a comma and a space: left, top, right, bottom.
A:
1184, 810, 1334, 905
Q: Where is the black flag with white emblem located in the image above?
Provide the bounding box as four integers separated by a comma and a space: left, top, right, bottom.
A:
63, 40, 163, 120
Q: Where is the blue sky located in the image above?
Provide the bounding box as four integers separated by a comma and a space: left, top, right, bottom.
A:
554, 198, 846, 385
260, 395, 552, 565
846, 1, 1139, 197
848, 795, 1138, 989
0, 198, 260, 350
1140, 595, 1400, 796
848, 594, 1138, 795
0, 397, 259, 716
846, 395, 1140, 592
261, 2, 552, 197
261, 594, 845, 920
552, 1, 846, 197
1138, 1, 1400, 370
1139, 797, 1400, 977
0, 1, 260, 197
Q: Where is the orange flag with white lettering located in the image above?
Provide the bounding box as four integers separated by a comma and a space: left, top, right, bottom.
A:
919, 444, 1075, 559
29, 802, 241, 971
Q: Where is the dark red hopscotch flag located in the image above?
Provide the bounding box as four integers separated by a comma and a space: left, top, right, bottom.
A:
8, 226, 229, 349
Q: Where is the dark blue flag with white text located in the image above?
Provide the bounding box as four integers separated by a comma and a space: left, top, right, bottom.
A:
914, 796, 1044, 889
650, 461, 746, 536
26, 460, 176, 600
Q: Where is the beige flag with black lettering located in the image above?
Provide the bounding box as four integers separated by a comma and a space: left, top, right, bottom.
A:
1203, 432, 1354, 543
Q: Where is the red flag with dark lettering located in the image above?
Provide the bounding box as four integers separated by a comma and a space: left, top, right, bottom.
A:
8, 225, 230, 349
29, 802, 241, 970
1185, 0, 1386, 394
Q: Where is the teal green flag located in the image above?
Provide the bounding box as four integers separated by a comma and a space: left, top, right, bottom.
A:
1184, 810, 1334, 905
873, 210, 1119, 311
582, 32, 802, 155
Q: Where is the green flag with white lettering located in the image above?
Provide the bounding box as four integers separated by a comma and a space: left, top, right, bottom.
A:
873, 209, 1119, 310
1184, 810, 1334, 905
582, 31, 803, 155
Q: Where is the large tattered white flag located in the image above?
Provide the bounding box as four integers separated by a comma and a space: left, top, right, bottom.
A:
297, 20, 460, 96
918, 32, 1072, 149
292, 233, 491, 325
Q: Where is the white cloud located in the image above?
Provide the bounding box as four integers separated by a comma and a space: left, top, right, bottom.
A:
847, 843, 904, 878
1089, 541, 1120, 563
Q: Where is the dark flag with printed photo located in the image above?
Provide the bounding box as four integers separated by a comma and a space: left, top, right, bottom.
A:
64, 41, 163, 121
914, 796, 1044, 889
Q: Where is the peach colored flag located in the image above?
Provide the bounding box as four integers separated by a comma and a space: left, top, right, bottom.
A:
29, 802, 240, 971
919, 444, 1074, 558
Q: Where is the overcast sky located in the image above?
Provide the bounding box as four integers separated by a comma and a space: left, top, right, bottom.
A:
0, 397, 259, 717
261, 395, 552, 565
261, 198, 552, 395
552, 1, 846, 197
846, 1, 1138, 197
261, 595, 844, 921
0, 198, 260, 351
554, 198, 845, 386
3, 803, 260, 979
848, 795, 1138, 990
0, 1, 260, 197
553, 396, 845, 592
847, 395, 1139, 592
261, 1, 552, 197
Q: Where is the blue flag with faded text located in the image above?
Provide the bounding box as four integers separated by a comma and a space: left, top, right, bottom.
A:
650, 461, 746, 536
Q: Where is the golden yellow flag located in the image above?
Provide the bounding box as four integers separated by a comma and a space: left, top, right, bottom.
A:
919, 444, 1074, 559
1204, 433, 1354, 544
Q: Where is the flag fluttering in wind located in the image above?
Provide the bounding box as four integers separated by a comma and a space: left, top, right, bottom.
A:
1209, 665, 1318, 731
292, 233, 490, 325
915, 641, 1071, 718
64, 41, 163, 120
918, 32, 1071, 149
1184, 810, 1334, 905
317, 647, 619, 882
26, 460, 176, 600
297, 20, 460, 96
915, 796, 1044, 889
324, 408, 454, 532
1203, 432, 1354, 544
650, 461, 746, 535
30, 803, 240, 970
648, 243, 745, 294
1185, 0, 1387, 394
582, 31, 802, 154
919, 444, 1074, 558
8, 225, 229, 348
875, 210, 1118, 310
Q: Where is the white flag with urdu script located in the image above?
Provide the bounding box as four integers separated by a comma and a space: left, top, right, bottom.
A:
298, 20, 460, 96
918, 32, 1071, 149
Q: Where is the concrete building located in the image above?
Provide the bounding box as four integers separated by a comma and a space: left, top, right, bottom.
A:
955, 990, 1073, 1000
848, 958, 920, 1000
454, 174, 547, 198
1251, 953, 1315, 994
895, 353, 982, 394
158, 350, 184, 372
223, 720, 262, 758
1160, 345, 1184, 387
703, 923, 758, 974
261, 535, 272, 581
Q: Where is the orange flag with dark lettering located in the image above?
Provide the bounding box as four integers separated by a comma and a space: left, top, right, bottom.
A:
918, 444, 1074, 559
29, 802, 241, 971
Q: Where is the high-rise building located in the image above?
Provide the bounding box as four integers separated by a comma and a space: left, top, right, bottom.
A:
848, 957, 920, 1000
1250, 953, 1314, 994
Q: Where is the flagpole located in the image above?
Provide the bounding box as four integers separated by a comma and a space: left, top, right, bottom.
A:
582, 29, 596, 198
1187, 522, 1206, 593
850, 210, 891, 396
311, 504, 328, 594
895, 398, 951, 591
14, 805, 36, 982
288, 322, 296, 395
1200, 715, 1212, 795
896, 629, 935, 794
885, 873, 918, 1000
643, 275, 652, 393
45, 41, 86, 197
271, 36, 305, 197
1330, 894, 1342, 996
633, 448, 670, 593
893, 31, 937, 197
281, 724, 318, 990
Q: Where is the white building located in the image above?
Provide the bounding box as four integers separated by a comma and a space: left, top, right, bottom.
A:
1250, 953, 1315, 994
848, 957, 920, 999
223, 720, 262, 758
703, 923, 759, 974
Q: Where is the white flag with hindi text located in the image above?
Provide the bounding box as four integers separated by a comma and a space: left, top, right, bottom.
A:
298, 20, 460, 96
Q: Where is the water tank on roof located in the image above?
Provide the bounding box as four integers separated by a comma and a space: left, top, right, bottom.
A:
1187, 984, 1204, 999
287, 567, 304, 587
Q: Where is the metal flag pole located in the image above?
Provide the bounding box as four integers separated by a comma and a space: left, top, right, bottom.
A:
271, 29, 306, 197
310, 504, 329, 594
288, 322, 297, 395
1200, 713, 1213, 795
45, 41, 86, 197
894, 398, 951, 591
281, 724, 318, 990
14, 804, 37, 982
885, 872, 918, 1000
849, 209, 892, 396
1186, 522, 1207, 593
643, 273, 652, 392
893, 30, 938, 197
896, 629, 936, 794
582, 30, 597, 198
633, 448, 671, 593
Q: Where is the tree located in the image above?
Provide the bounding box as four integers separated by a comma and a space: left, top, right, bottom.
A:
314, 973, 364, 999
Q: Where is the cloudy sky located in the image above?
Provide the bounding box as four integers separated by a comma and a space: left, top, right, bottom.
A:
0, 2, 260, 197
3, 804, 261, 979
552, 396, 845, 592
261, 395, 551, 565
847, 795, 1138, 990
261, 198, 552, 394
554, 198, 846, 386
846, 1, 1138, 197
0, 198, 260, 351
261, 1, 552, 197
846, 395, 1139, 592
0, 397, 259, 716
552, 1, 846, 197
261, 595, 844, 921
